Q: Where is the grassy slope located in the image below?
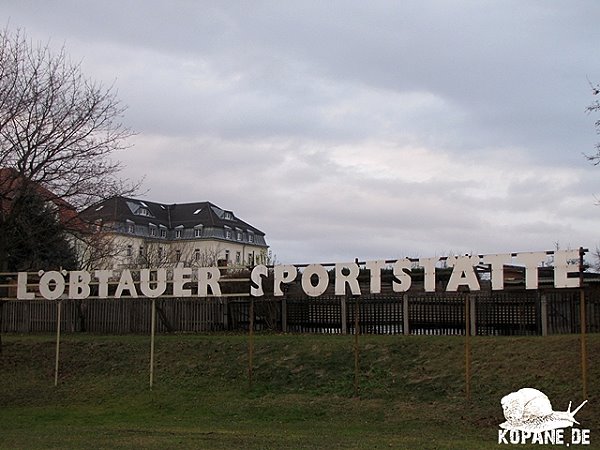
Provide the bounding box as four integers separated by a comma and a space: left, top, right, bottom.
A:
0, 333, 598, 449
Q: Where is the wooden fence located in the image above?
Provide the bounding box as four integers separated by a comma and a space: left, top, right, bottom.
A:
2, 287, 599, 335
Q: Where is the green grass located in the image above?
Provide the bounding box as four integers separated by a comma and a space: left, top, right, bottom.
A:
0, 333, 598, 449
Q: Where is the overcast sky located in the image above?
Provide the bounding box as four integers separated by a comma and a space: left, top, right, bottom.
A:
4, 1, 600, 263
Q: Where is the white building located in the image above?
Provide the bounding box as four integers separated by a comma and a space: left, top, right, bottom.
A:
79, 196, 268, 269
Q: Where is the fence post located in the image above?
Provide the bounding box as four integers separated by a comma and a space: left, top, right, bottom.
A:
579, 246, 588, 400
469, 295, 476, 336
149, 298, 156, 390
540, 294, 548, 337
248, 297, 254, 388
54, 299, 62, 387
464, 295, 471, 401
580, 287, 588, 399
281, 296, 287, 333
221, 297, 229, 330
0, 300, 5, 353
403, 294, 410, 335
21, 301, 29, 333
340, 296, 347, 334
353, 295, 360, 397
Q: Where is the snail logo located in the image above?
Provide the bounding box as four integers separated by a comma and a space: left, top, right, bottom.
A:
498, 388, 590, 446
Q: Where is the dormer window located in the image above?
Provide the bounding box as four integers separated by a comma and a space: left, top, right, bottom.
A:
248, 233, 254, 243
149, 224, 157, 237
160, 228, 167, 238
194, 225, 203, 238
223, 211, 233, 220
224, 226, 232, 239
175, 225, 183, 239
126, 220, 135, 234
138, 207, 150, 217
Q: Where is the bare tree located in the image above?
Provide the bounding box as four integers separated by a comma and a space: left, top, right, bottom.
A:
586, 81, 600, 165
188, 244, 223, 268
74, 230, 125, 271
0, 27, 137, 270
0, 28, 135, 206
128, 240, 173, 269
124, 241, 224, 270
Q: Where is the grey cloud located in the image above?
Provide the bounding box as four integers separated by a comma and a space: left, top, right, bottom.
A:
3, 0, 600, 263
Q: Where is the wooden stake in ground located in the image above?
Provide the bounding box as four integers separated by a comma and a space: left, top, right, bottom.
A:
464, 295, 471, 402
248, 297, 255, 389
54, 299, 62, 387
353, 295, 360, 397
149, 298, 156, 389
579, 247, 588, 400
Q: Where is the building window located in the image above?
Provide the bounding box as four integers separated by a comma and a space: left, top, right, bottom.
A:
235, 251, 241, 264
194, 227, 203, 238
139, 246, 144, 257
127, 223, 135, 234
160, 229, 167, 238
236, 231, 242, 241
248, 233, 254, 243
126, 245, 133, 257
225, 229, 232, 239
158, 247, 164, 261
224, 211, 233, 220
248, 253, 254, 265
194, 248, 200, 262
175, 229, 182, 239
175, 250, 181, 263
150, 226, 157, 237
224, 250, 230, 262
